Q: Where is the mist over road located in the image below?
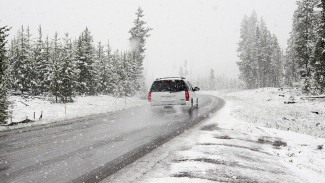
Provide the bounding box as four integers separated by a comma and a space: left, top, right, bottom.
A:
0, 94, 224, 183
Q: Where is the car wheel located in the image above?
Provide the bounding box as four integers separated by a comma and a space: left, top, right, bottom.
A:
188, 99, 194, 113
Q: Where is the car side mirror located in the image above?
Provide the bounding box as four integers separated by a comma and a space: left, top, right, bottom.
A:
193, 87, 200, 92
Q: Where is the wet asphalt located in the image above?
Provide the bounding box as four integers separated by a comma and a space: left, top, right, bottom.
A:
0, 94, 224, 183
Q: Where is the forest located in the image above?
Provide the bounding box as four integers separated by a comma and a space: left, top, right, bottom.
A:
238, 0, 325, 94
0, 8, 151, 123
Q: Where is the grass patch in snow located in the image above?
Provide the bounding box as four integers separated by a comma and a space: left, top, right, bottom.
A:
200, 124, 221, 131
317, 145, 323, 150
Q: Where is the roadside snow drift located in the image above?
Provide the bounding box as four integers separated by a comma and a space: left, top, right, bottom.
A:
224, 88, 325, 138
0, 95, 146, 131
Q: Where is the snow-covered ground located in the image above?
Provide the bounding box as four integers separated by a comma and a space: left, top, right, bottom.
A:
104, 89, 325, 183
224, 88, 325, 138
0, 95, 147, 131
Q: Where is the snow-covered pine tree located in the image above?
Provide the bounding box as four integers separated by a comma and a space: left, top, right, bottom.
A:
83, 28, 97, 95
95, 41, 109, 94
59, 33, 78, 102
49, 33, 61, 103
0, 25, 10, 124
26, 26, 38, 95
293, 0, 318, 93
270, 35, 283, 87
237, 12, 258, 89
129, 7, 152, 94
42, 36, 52, 94
116, 51, 132, 97
258, 19, 272, 87
7, 38, 16, 90
254, 25, 262, 88
33, 25, 46, 95
75, 28, 97, 95
12, 26, 30, 94
111, 50, 123, 97
284, 8, 301, 87
120, 52, 129, 97
237, 11, 283, 89
209, 68, 216, 90
75, 33, 85, 95
123, 51, 136, 96
105, 40, 115, 95
312, 0, 325, 93
127, 51, 139, 96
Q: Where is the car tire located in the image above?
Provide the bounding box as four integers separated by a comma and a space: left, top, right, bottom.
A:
188, 99, 194, 113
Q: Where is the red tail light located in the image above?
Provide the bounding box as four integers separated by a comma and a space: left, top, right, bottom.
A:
185, 91, 189, 101
148, 92, 151, 102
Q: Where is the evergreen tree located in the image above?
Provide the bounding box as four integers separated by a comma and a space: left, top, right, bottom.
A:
12, 26, 30, 93
33, 25, 47, 95
271, 36, 283, 87
123, 51, 136, 96
237, 12, 283, 89
105, 40, 115, 94
111, 50, 122, 97
49, 33, 61, 102
0, 25, 10, 124
284, 33, 300, 86
293, 0, 318, 93
95, 41, 109, 94
209, 68, 216, 90
129, 7, 152, 93
7, 38, 16, 90
32, 25, 52, 95
42, 36, 52, 94
75, 28, 97, 95
59, 33, 78, 102
313, 0, 325, 93
254, 26, 262, 87
237, 12, 259, 89
120, 52, 130, 97
75, 33, 85, 94
109, 50, 120, 96
26, 26, 38, 95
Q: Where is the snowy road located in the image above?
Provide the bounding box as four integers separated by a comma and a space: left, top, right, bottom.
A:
0, 94, 224, 183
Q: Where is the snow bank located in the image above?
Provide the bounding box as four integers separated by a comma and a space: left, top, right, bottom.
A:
0, 95, 147, 131
218, 88, 325, 138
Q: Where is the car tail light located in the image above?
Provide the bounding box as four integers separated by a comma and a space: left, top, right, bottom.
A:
148, 92, 151, 102
185, 91, 189, 101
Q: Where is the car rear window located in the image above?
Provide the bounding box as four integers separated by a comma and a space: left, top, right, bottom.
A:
150, 80, 187, 92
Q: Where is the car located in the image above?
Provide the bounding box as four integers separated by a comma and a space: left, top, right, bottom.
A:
148, 77, 200, 112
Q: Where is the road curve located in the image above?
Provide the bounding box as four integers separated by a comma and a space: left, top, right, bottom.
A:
0, 94, 224, 183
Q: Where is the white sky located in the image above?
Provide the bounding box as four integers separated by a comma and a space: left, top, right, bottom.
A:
0, 0, 297, 82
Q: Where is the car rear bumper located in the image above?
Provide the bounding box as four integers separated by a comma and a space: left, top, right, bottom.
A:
150, 101, 191, 107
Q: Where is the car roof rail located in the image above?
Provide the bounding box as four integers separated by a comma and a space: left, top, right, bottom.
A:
156, 77, 186, 80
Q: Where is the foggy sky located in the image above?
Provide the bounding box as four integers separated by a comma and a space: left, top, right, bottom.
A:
0, 0, 297, 82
